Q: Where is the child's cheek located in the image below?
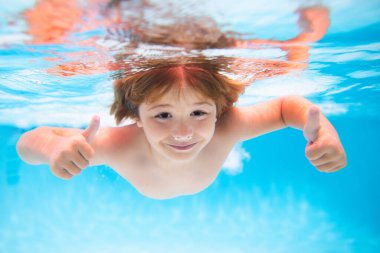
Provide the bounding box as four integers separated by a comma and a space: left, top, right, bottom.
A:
197, 118, 216, 137
147, 120, 169, 138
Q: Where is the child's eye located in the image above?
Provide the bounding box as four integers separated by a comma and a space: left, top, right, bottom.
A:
191, 110, 207, 117
154, 112, 172, 120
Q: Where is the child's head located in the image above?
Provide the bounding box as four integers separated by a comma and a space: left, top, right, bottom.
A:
110, 57, 246, 125
110, 57, 247, 161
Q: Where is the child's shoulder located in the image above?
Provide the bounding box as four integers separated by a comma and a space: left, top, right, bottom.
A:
93, 123, 143, 153
99, 123, 142, 145
89, 123, 146, 166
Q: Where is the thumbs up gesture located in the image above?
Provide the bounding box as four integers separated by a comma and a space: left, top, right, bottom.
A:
49, 116, 100, 179
303, 107, 347, 173
82, 115, 100, 143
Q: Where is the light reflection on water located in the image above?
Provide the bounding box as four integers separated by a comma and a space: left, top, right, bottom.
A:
0, 0, 379, 128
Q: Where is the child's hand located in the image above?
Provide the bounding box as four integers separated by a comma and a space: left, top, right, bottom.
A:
295, 5, 330, 43
49, 116, 100, 179
303, 107, 347, 173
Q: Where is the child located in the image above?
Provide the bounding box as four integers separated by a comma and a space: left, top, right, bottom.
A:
16, 56, 347, 199
17, 3, 346, 199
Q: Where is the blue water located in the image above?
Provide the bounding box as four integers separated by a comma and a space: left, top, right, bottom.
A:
1, 0, 380, 252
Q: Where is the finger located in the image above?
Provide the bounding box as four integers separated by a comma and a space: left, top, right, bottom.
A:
328, 164, 345, 173
306, 146, 324, 160
82, 115, 100, 143
51, 165, 73, 180
303, 106, 320, 143
323, 164, 343, 173
309, 153, 331, 166
77, 143, 95, 161
309, 147, 343, 165
59, 169, 73, 179
71, 150, 90, 169
62, 160, 82, 175
315, 161, 341, 172
305, 143, 327, 160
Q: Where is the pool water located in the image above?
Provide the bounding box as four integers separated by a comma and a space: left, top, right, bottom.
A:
1, 0, 380, 252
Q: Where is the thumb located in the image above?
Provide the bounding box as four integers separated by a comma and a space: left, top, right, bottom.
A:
82, 115, 100, 143
303, 106, 320, 143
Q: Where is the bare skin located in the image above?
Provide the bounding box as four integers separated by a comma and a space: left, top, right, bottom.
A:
17, 89, 347, 199
17, 3, 345, 199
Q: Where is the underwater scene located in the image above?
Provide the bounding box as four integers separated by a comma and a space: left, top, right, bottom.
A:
0, 0, 379, 252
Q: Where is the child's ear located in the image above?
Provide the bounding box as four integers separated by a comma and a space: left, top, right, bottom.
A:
136, 119, 142, 128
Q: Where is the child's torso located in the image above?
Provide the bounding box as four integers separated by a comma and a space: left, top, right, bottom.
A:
106, 123, 237, 199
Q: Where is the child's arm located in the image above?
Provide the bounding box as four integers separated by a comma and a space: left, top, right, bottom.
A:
16, 116, 105, 179
232, 6, 330, 80
224, 96, 347, 172
281, 97, 347, 172
235, 5, 330, 47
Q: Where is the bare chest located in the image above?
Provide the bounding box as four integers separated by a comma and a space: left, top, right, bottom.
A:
109, 139, 235, 199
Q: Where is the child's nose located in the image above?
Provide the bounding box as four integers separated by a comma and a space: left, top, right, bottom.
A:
172, 122, 193, 141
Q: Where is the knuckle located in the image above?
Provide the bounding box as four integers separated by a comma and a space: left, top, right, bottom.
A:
332, 165, 343, 172
54, 169, 72, 180
305, 147, 316, 158
313, 160, 324, 167
51, 163, 62, 174
50, 166, 59, 176
316, 164, 330, 172
81, 160, 90, 168
69, 140, 80, 150
307, 151, 320, 161
67, 162, 81, 175
315, 164, 323, 170
77, 162, 88, 170
70, 169, 81, 176
310, 159, 320, 166
61, 174, 73, 180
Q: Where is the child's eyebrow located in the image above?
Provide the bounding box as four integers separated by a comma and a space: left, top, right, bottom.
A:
148, 102, 213, 111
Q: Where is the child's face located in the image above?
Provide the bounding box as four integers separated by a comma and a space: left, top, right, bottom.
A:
137, 85, 217, 162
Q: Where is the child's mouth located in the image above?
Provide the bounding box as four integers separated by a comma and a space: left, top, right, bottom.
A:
167, 142, 197, 151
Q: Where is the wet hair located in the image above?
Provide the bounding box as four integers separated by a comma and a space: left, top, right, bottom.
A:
110, 56, 248, 125
137, 16, 237, 50
105, 1, 239, 50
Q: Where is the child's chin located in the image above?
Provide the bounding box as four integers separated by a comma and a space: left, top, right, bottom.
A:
164, 147, 202, 162
166, 151, 198, 161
